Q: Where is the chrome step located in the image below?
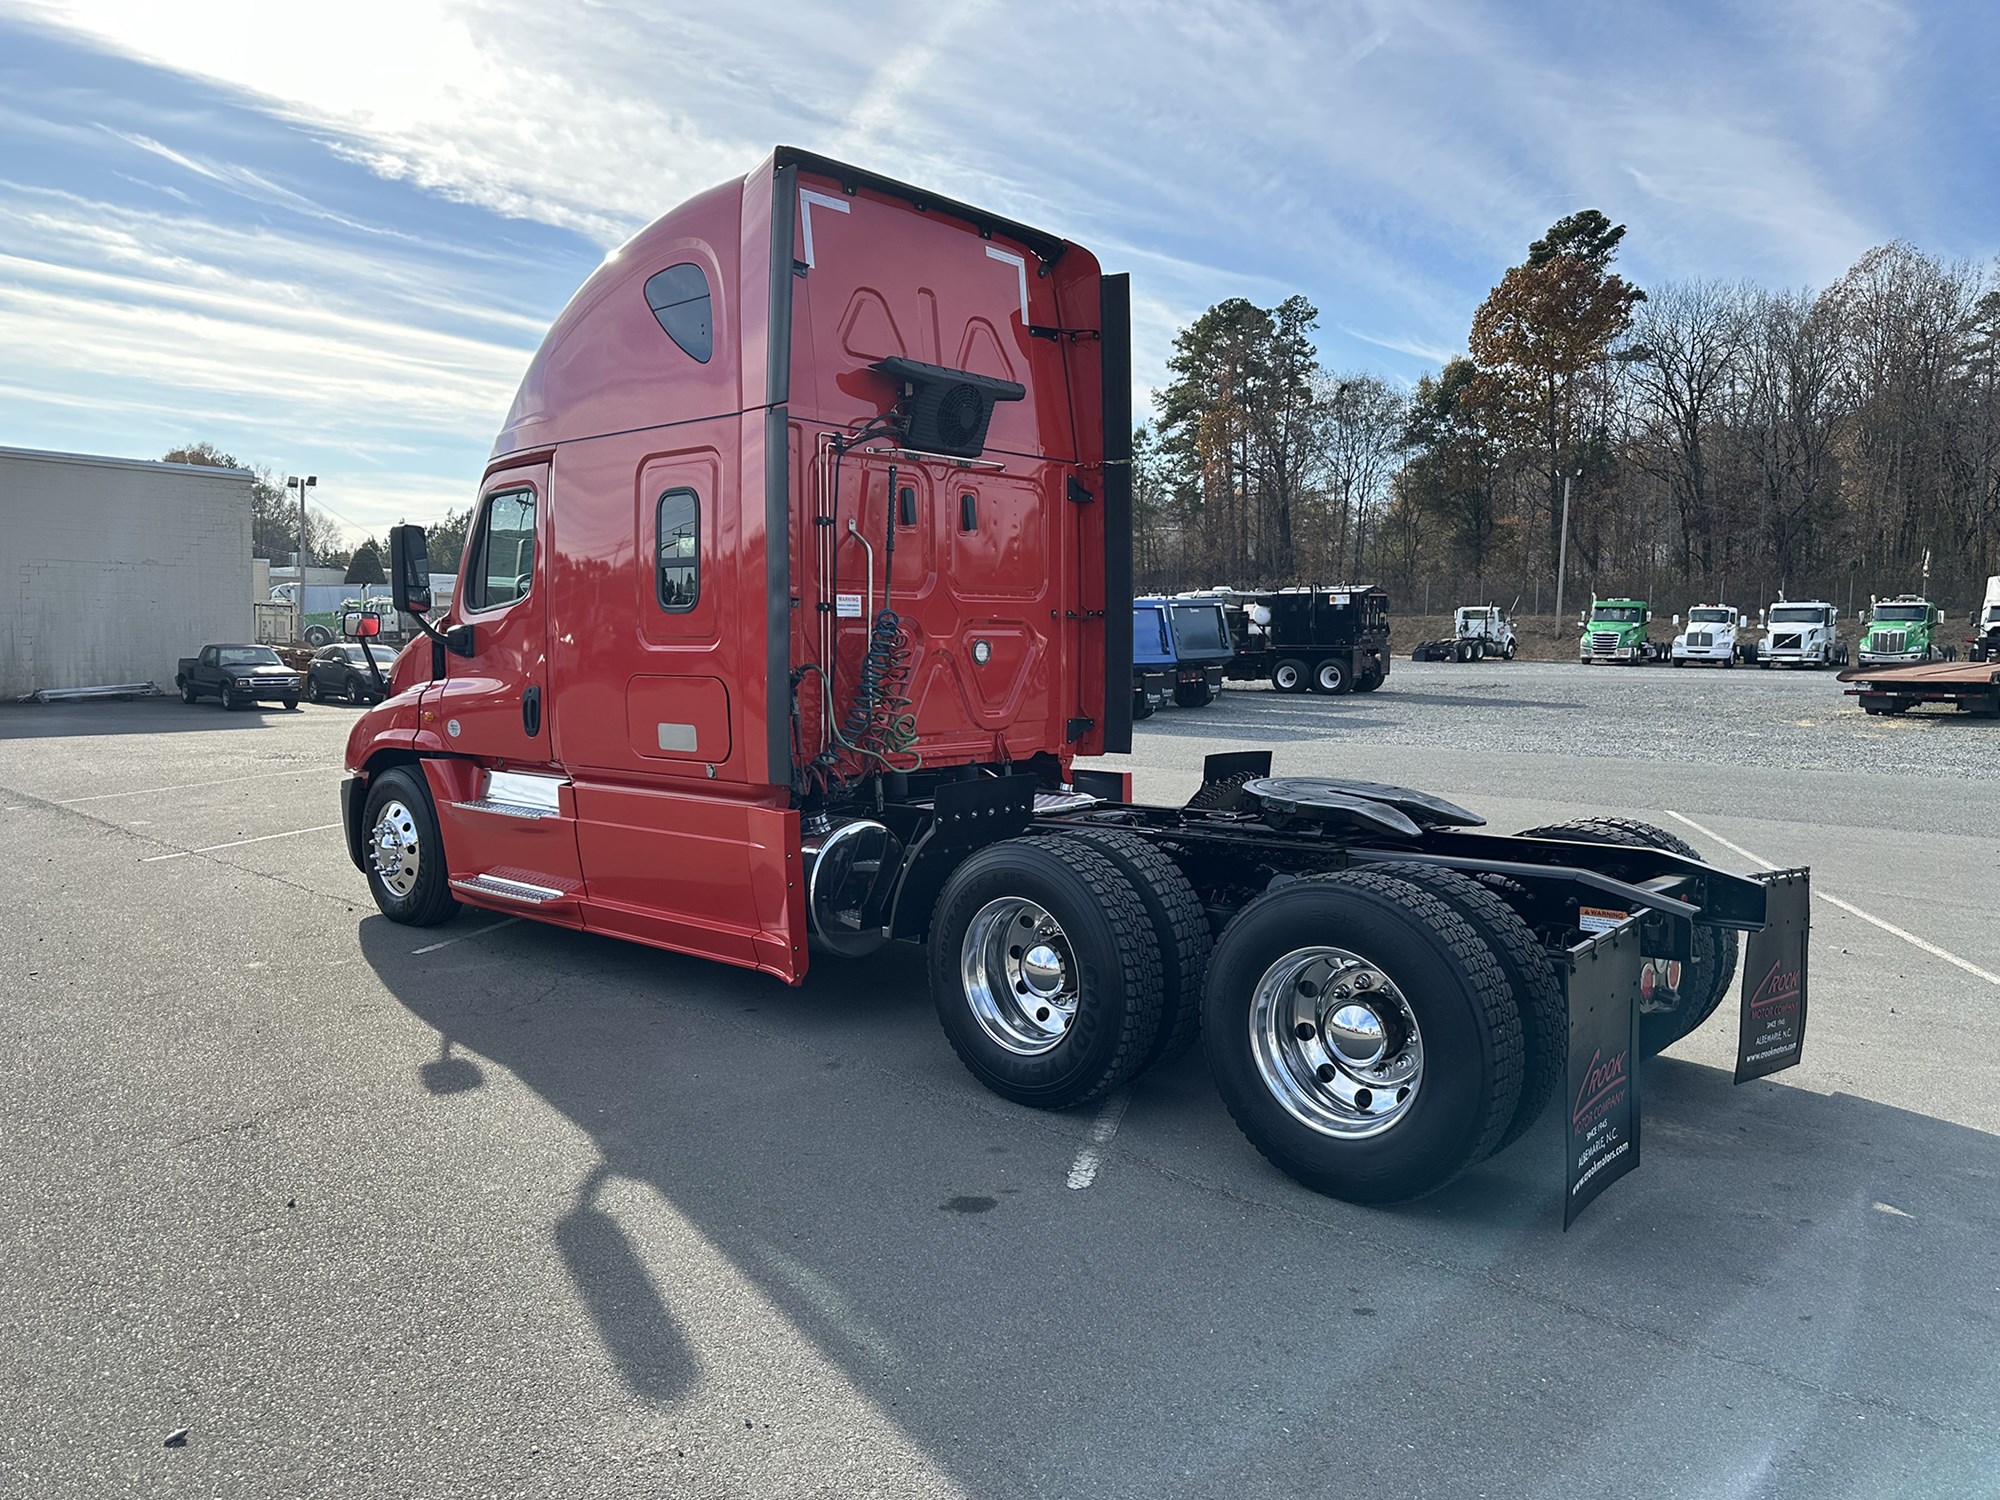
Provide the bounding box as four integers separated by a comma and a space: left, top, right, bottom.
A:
451, 798, 556, 820
450, 872, 569, 905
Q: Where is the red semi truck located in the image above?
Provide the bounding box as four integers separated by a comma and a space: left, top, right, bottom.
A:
343, 148, 1811, 1213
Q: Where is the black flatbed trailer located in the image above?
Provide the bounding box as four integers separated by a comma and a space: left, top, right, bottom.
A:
1840, 660, 2000, 716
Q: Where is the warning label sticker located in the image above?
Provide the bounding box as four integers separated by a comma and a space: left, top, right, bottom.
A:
1578, 906, 1629, 934
835, 594, 863, 618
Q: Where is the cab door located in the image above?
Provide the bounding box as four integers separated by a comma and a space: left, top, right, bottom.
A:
431, 465, 553, 767
424, 461, 587, 918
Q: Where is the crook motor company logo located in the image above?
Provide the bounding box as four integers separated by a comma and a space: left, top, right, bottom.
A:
1749, 956, 1802, 1017
1735, 872, 1810, 1082
1571, 1046, 1630, 1135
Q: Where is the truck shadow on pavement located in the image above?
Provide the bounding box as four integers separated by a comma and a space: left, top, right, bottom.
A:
0, 700, 288, 739
358, 915, 2000, 1496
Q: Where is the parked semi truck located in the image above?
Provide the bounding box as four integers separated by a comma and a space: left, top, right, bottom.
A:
1858, 595, 1951, 666
1411, 605, 1517, 663
340, 148, 1811, 1213
1578, 598, 1661, 664
1968, 578, 2000, 661
1752, 599, 1845, 668
1670, 605, 1742, 666
1212, 586, 1391, 693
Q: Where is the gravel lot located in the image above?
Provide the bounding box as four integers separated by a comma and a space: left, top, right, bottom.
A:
4, 671, 1999, 1499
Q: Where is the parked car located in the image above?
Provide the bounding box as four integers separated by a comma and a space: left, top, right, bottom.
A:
306, 642, 396, 704
176, 644, 302, 710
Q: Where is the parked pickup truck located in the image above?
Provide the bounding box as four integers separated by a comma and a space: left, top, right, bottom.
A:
176, 644, 302, 710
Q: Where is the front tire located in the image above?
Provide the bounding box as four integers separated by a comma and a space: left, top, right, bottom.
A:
306, 676, 322, 704
362, 767, 460, 926
1203, 871, 1523, 1203
929, 838, 1166, 1109
1271, 659, 1306, 693
1311, 658, 1350, 695
219, 683, 239, 711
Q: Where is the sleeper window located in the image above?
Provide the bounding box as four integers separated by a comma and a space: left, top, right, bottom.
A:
466, 489, 536, 612
644, 264, 713, 363
657, 489, 699, 611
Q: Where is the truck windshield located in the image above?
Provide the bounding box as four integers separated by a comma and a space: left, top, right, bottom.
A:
1769, 607, 1823, 625
1170, 604, 1230, 654
1689, 610, 1731, 624
219, 647, 282, 666
1590, 607, 1643, 624
1985, 607, 2000, 626
1874, 605, 1927, 622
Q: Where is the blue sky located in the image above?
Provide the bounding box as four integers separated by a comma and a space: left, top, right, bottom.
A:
1, 0, 1994, 542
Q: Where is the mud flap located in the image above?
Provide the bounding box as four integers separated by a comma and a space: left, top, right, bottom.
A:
1734, 868, 1810, 1082
1560, 920, 1642, 1229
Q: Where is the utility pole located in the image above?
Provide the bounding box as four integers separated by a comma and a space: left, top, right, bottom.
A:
287, 474, 316, 639
1553, 467, 1581, 632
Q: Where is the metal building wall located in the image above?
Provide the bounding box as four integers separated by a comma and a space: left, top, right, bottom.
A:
0, 446, 254, 697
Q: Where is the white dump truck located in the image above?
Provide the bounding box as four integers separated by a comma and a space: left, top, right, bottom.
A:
1670, 605, 1742, 666
1753, 599, 1846, 668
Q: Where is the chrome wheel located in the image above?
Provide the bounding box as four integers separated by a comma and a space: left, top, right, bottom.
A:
369, 799, 422, 899
960, 897, 1079, 1056
1248, 945, 1423, 1138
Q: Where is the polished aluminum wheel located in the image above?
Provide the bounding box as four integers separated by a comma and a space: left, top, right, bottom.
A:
1248, 945, 1423, 1138
960, 897, 1079, 1056
369, 799, 422, 899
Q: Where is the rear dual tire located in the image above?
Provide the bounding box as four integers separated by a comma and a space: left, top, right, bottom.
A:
1517, 817, 1737, 1055
1202, 870, 1525, 1203
929, 837, 1166, 1110
1312, 659, 1350, 694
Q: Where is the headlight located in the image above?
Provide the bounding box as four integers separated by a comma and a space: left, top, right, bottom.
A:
236, 677, 255, 687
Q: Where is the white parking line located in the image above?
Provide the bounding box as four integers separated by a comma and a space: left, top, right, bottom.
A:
1667, 810, 2000, 989
142, 824, 342, 862
57, 767, 333, 805
412, 918, 522, 955
1066, 1091, 1132, 1190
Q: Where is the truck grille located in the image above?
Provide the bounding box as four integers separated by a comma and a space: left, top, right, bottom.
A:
1588, 631, 1621, 656
1873, 629, 1907, 654
1772, 633, 1802, 652
1686, 631, 1713, 649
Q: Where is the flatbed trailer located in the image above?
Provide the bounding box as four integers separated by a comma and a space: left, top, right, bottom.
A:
1841, 660, 2000, 716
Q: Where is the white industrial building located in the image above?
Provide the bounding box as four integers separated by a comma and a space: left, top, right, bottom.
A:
1, 445, 255, 698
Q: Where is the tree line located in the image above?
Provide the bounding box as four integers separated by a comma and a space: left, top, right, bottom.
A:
1138, 218, 2000, 616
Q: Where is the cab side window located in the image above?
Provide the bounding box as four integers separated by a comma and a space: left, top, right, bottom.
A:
465, 489, 536, 612
657, 489, 699, 611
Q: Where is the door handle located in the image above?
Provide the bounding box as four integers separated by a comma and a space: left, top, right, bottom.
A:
522, 685, 542, 737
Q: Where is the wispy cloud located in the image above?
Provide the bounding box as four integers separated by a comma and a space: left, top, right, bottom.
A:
0, 0, 1992, 538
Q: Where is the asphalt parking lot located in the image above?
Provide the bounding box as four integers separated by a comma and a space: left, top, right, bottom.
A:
5, 659, 1999, 1499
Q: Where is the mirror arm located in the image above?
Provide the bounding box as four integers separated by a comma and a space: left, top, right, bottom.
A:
405, 608, 475, 658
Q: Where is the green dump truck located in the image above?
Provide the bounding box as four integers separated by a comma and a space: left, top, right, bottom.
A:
1578, 597, 1661, 665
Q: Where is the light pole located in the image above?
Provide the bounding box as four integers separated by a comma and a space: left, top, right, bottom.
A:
1553, 466, 1581, 632
287, 474, 316, 638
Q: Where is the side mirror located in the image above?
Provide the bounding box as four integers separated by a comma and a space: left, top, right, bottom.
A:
1672, 614, 1681, 626
389, 524, 433, 614
343, 610, 381, 638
